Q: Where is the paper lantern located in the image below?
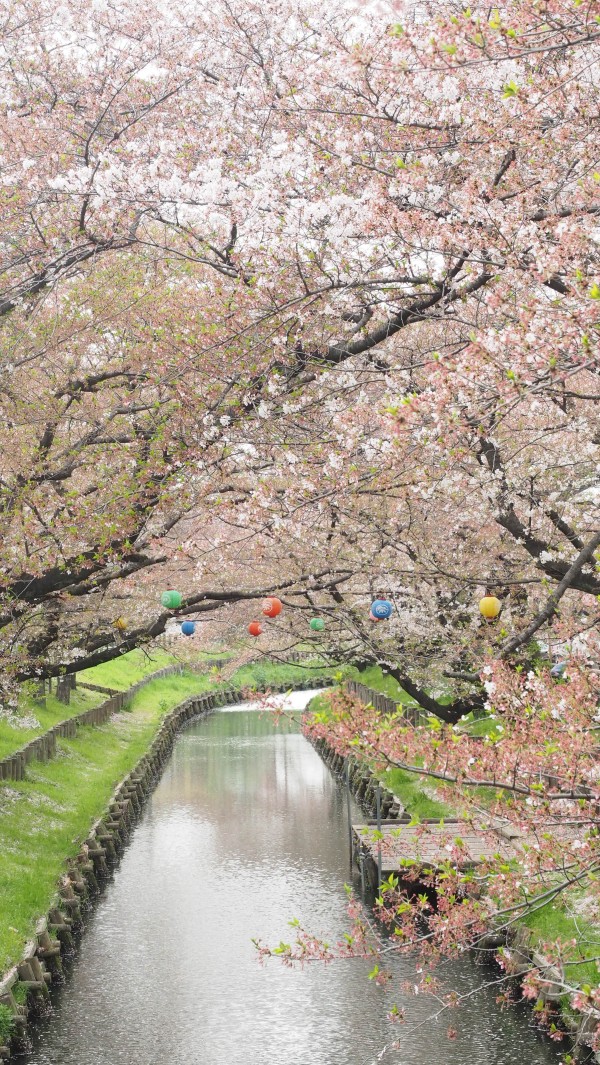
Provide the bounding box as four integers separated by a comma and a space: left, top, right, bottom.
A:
479, 595, 502, 620
262, 597, 282, 618
161, 591, 182, 609
370, 599, 393, 620
550, 660, 567, 678
248, 621, 263, 637
181, 621, 196, 636
310, 618, 325, 631
113, 617, 127, 632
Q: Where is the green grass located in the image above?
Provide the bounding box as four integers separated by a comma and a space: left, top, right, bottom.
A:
79, 646, 177, 690
304, 693, 331, 714
0, 668, 214, 974
383, 767, 454, 819
124, 670, 216, 712
522, 897, 600, 989
0, 1003, 14, 1043
0, 687, 103, 761
229, 659, 335, 690
348, 665, 414, 704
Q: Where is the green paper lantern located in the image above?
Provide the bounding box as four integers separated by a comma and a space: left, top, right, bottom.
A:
310, 617, 325, 631
161, 590, 182, 609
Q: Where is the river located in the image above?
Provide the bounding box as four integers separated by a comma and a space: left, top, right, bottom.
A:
23, 691, 561, 1065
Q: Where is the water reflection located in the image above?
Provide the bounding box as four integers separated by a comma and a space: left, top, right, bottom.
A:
23, 691, 561, 1065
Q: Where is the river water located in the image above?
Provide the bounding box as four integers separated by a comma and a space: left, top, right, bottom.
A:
24, 692, 561, 1065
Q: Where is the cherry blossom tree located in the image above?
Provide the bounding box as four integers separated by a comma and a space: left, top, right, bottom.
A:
1, 0, 599, 714
1, 0, 599, 1050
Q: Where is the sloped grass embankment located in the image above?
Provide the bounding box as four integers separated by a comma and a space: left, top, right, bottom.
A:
0, 654, 335, 975
0, 648, 179, 762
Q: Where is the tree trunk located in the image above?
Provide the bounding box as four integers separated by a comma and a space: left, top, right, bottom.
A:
56, 677, 71, 705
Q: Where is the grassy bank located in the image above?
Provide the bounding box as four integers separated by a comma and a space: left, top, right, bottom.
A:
309, 672, 451, 819
523, 898, 600, 990
346, 664, 414, 703
0, 648, 181, 763
230, 659, 334, 690
383, 767, 453, 818
0, 655, 335, 975
0, 687, 102, 762
79, 646, 177, 689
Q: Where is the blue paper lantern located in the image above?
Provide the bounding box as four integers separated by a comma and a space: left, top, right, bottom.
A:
370, 599, 393, 620
181, 621, 196, 636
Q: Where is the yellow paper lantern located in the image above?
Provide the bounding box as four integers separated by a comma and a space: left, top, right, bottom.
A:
113, 617, 127, 632
479, 596, 501, 620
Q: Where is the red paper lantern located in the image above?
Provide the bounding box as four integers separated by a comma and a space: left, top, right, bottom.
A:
262, 597, 282, 618
248, 621, 263, 637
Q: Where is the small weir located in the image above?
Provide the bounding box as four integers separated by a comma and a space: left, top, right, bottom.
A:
23, 692, 562, 1065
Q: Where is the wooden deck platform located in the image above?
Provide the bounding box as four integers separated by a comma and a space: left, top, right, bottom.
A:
353, 818, 516, 887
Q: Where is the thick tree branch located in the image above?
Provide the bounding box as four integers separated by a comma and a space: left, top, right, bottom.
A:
322, 263, 493, 365
500, 529, 600, 658
386, 666, 485, 724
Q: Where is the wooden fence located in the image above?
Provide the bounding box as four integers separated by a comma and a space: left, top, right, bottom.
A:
0, 665, 184, 783
344, 679, 423, 724
0, 659, 332, 784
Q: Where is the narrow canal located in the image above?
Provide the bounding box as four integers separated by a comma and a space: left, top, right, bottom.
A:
24, 693, 561, 1065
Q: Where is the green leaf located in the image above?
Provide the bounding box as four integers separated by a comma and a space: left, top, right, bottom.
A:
272, 941, 291, 955
502, 81, 519, 98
